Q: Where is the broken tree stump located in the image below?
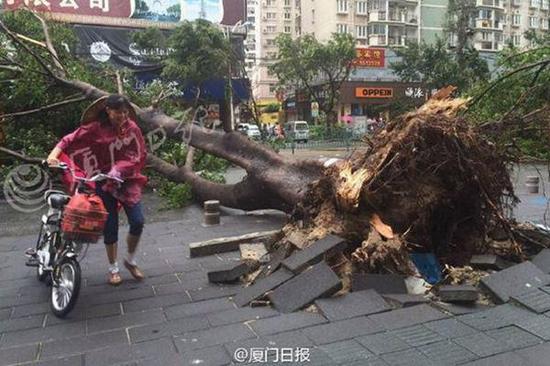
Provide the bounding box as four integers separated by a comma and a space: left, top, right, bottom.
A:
203, 200, 220, 226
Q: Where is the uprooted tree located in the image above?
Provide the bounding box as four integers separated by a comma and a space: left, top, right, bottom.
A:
1, 12, 550, 277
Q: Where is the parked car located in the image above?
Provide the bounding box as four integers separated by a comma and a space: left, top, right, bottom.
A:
237, 123, 261, 139
284, 121, 309, 143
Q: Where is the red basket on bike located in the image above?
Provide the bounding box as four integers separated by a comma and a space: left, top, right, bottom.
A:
61, 193, 108, 243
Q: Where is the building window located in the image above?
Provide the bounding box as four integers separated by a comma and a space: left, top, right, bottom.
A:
266, 0, 275, 5
266, 39, 275, 46
512, 14, 521, 25
481, 31, 491, 41
530, 16, 538, 28
356, 25, 368, 38
337, 0, 349, 13
543, 0, 549, 9
368, 0, 381, 10
479, 9, 492, 19
542, 18, 549, 29
368, 24, 386, 34
284, 12, 291, 19
284, 26, 291, 33
285, 0, 290, 5
269, 84, 277, 93
530, 0, 540, 7
267, 12, 276, 19
512, 34, 521, 46
356, 1, 367, 14
266, 26, 276, 32
337, 23, 348, 33
513, 0, 521, 4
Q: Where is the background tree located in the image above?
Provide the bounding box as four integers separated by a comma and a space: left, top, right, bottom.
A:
444, 0, 477, 69
269, 33, 355, 126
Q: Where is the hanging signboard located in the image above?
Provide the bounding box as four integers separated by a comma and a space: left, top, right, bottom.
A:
355, 87, 393, 98
352, 48, 385, 68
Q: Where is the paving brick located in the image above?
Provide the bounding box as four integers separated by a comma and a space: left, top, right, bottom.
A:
460, 352, 529, 366
11, 302, 50, 318
268, 261, 342, 313
177, 345, 231, 366
189, 230, 280, 257
82, 287, 155, 306
224, 329, 314, 356
233, 268, 294, 307
437, 285, 479, 302
250, 312, 327, 336
470, 254, 509, 271
511, 289, 550, 313
391, 325, 442, 347
281, 234, 347, 273
207, 261, 255, 283
516, 315, 550, 340
424, 318, 478, 339
351, 274, 408, 294
319, 339, 375, 364
30, 354, 83, 366
174, 323, 256, 352
480, 261, 550, 303
382, 294, 429, 308
418, 340, 477, 365
83, 337, 176, 366
188, 285, 238, 302
40, 330, 127, 360
206, 306, 279, 327
433, 302, 491, 315
85, 302, 122, 319
457, 304, 535, 331
454, 332, 510, 357
129, 315, 209, 343
531, 249, 550, 273
0, 309, 11, 321
0, 314, 44, 333
486, 326, 543, 350
344, 358, 390, 366
0, 321, 85, 348
122, 293, 192, 313
0, 343, 39, 366
86, 309, 165, 334
165, 298, 235, 320
515, 342, 550, 366
302, 316, 384, 345
381, 348, 437, 366
368, 304, 447, 331
356, 332, 410, 355
315, 289, 391, 321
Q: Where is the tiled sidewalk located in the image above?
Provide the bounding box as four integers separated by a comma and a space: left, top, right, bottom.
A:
1, 208, 550, 366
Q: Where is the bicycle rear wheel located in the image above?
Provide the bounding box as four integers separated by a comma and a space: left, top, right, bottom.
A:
50, 257, 81, 318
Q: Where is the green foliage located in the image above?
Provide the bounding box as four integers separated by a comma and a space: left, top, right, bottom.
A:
391, 38, 489, 92
263, 103, 280, 113
157, 180, 193, 209
309, 123, 348, 140
270, 33, 355, 122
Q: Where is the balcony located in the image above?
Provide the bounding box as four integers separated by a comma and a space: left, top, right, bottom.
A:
406, 17, 418, 25
476, 0, 505, 9
368, 11, 406, 23
368, 35, 406, 46
475, 19, 504, 30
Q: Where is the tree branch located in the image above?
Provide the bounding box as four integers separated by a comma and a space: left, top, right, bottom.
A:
0, 95, 86, 119
115, 70, 124, 94
31, 11, 66, 75
0, 147, 43, 164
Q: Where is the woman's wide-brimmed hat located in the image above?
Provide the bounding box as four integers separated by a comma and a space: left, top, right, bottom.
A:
80, 96, 137, 124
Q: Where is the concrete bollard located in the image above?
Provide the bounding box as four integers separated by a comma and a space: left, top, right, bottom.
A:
203, 200, 220, 226
526, 176, 540, 194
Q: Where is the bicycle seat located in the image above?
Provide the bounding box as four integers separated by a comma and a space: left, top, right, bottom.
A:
45, 191, 71, 209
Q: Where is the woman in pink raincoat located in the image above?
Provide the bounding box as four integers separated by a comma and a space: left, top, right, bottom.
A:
47, 94, 147, 286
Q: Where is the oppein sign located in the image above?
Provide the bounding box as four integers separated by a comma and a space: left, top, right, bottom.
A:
355, 87, 393, 98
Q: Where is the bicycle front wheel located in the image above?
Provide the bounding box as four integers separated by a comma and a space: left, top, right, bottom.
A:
50, 257, 81, 318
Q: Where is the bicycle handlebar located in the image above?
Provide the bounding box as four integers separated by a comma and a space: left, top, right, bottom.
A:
44, 161, 124, 184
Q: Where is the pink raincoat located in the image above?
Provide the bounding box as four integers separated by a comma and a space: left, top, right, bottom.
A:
56, 119, 147, 206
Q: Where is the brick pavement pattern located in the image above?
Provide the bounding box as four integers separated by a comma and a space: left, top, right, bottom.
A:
2, 207, 550, 365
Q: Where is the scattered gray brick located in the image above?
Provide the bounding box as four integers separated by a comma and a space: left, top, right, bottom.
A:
128, 315, 209, 343
40, 330, 127, 360
268, 261, 342, 313
516, 315, 550, 340
514, 342, 550, 366
86, 309, 164, 334
391, 325, 442, 347
174, 323, 255, 352
0, 343, 39, 366
433, 302, 491, 315
437, 285, 478, 302
457, 303, 535, 331
531, 249, 550, 273
454, 332, 510, 357
315, 289, 391, 321
480, 261, 550, 303
282, 234, 346, 273
486, 326, 543, 350
187, 286, 238, 302
470, 254, 509, 271
206, 306, 279, 326
351, 273, 408, 294
511, 288, 550, 313
122, 293, 192, 313
319, 339, 374, 364
368, 304, 447, 331
250, 311, 327, 336
233, 268, 294, 307
356, 332, 410, 355
381, 348, 437, 366
164, 298, 235, 320
189, 230, 280, 257
302, 316, 384, 345
418, 340, 477, 365
424, 318, 478, 339
382, 294, 429, 308
207, 261, 255, 283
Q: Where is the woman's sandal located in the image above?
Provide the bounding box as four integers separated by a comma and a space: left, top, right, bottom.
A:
124, 260, 145, 281
109, 271, 122, 286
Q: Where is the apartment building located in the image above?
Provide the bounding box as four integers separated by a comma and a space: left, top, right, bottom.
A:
250, 0, 302, 104
502, 0, 549, 49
